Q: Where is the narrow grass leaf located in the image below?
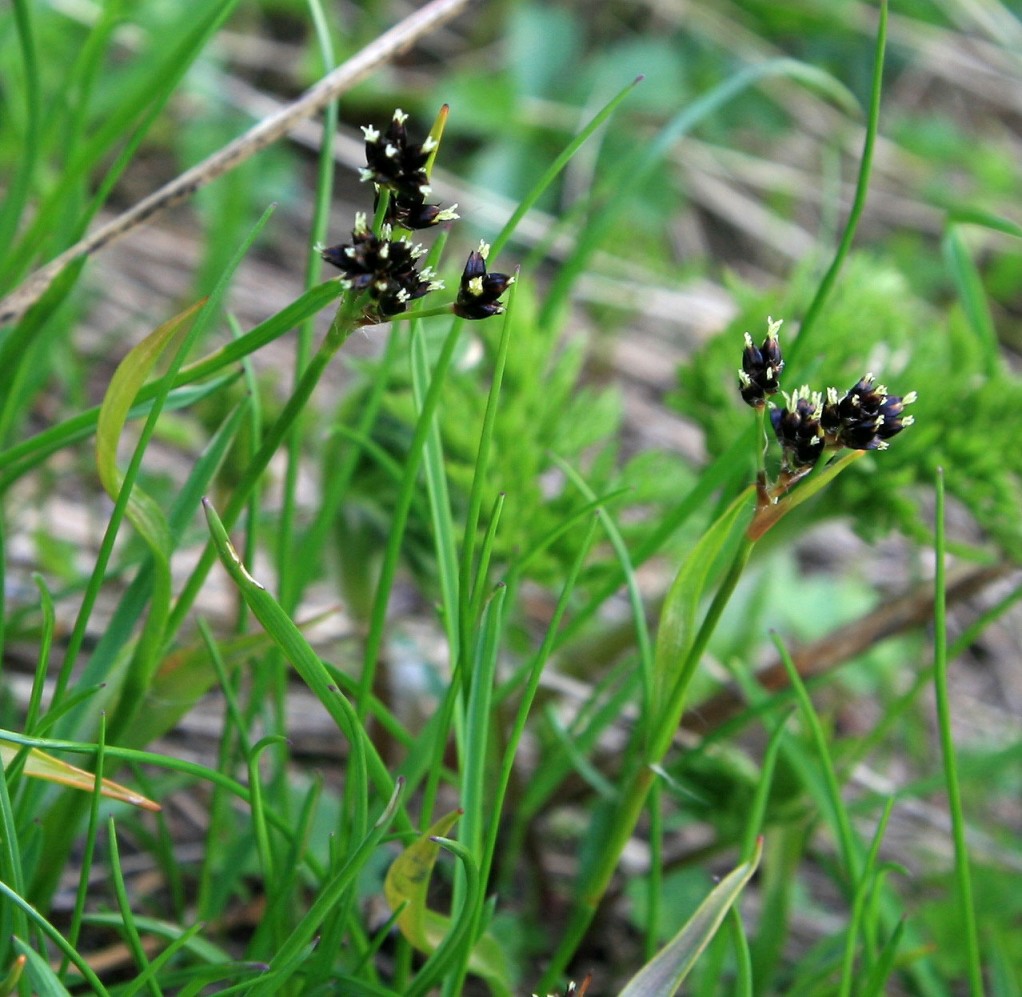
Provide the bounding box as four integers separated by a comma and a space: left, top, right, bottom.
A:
411, 320, 460, 654
118, 623, 307, 750
942, 227, 1001, 378
107, 817, 160, 995
250, 778, 406, 997
931, 468, 985, 996
460, 277, 516, 630
11, 941, 63, 997
619, 838, 763, 996
860, 919, 906, 997
24, 574, 54, 735
408, 837, 508, 997
384, 813, 510, 996
0, 887, 109, 995
460, 584, 507, 861
0, 373, 240, 492
773, 632, 861, 884
202, 497, 377, 833
839, 798, 895, 997
541, 59, 858, 329
552, 455, 654, 709
117, 922, 206, 997
785, 0, 887, 368
0, 749, 29, 943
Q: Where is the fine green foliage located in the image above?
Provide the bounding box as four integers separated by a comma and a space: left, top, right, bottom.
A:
1, 0, 1020, 993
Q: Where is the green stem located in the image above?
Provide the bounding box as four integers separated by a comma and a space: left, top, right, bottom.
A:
932, 469, 985, 997
786, 0, 887, 369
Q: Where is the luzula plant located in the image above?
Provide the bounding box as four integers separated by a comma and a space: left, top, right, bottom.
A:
543, 317, 917, 985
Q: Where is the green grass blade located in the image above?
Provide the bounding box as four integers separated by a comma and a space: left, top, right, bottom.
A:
59, 714, 107, 981
24, 573, 54, 735
249, 779, 405, 997
541, 59, 858, 331
358, 318, 466, 718
942, 226, 1001, 377
117, 923, 206, 997
932, 468, 985, 996
277, 0, 339, 618
11, 936, 70, 996
551, 454, 654, 711
859, 918, 906, 997
459, 583, 506, 864
8, 0, 245, 281
0, 883, 109, 995
0, 374, 240, 491
460, 278, 517, 648
414, 837, 489, 997
773, 631, 861, 886
0, 749, 29, 943
107, 816, 161, 996
483, 513, 598, 891
618, 839, 762, 997
202, 497, 388, 836
0, 0, 41, 264
838, 798, 895, 997
785, 0, 887, 370
489, 76, 643, 259
411, 320, 461, 654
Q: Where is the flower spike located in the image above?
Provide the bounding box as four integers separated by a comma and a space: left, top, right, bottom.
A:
770, 386, 824, 472
453, 241, 515, 320
738, 316, 784, 407
820, 374, 917, 452
320, 218, 441, 324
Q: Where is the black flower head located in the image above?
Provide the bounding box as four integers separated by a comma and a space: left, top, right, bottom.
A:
359, 108, 435, 201
452, 241, 515, 320
820, 374, 917, 452
360, 109, 460, 230
739, 317, 784, 407
375, 188, 459, 231
320, 213, 443, 323
770, 386, 824, 471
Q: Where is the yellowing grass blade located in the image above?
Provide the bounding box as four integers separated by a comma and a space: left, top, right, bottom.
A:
384, 810, 462, 953
0, 741, 160, 812
383, 810, 510, 993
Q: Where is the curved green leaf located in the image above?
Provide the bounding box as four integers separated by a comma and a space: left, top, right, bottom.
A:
96, 300, 205, 553
619, 838, 763, 996
653, 487, 753, 707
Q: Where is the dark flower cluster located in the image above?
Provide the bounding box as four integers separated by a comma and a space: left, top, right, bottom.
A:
321, 108, 512, 324
739, 317, 784, 406
820, 376, 917, 452
453, 242, 516, 320
738, 318, 916, 475
320, 213, 442, 322
360, 109, 458, 231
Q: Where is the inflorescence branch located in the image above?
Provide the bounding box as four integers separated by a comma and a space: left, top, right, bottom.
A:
738, 316, 916, 505
319, 108, 514, 326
